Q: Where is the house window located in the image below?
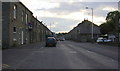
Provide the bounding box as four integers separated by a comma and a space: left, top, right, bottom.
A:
13, 5, 17, 19
26, 14, 28, 24
13, 27, 16, 33
22, 11, 24, 22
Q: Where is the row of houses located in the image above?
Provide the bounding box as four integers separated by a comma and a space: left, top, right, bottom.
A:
0, 1, 2, 48
2, 2, 52, 48
65, 19, 100, 42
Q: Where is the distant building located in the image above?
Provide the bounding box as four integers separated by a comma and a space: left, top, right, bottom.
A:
66, 20, 100, 42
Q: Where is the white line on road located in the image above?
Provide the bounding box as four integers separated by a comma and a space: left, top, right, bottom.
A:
86, 50, 117, 62
69, 51, 77, 54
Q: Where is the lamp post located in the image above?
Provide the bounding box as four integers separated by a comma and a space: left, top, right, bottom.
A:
50, 23, 51, 30
86, 7, 94, 40
117, 2, 120, 46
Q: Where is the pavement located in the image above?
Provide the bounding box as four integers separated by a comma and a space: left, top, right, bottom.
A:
0, 50, 2, 71
2, 41, 119, 70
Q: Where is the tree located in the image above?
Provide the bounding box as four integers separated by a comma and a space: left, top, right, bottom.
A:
100, 22, 112, 35
100, 11, 120, 35
106, 11, 120, 33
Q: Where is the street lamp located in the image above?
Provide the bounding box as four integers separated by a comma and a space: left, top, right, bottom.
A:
86, 7, 94, 40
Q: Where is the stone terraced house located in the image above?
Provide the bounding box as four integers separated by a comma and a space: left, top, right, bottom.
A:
2, 2, 52, 48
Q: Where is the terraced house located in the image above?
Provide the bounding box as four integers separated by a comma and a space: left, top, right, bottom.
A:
66, 19, 100, 42
0, 1, 1, 49
2, 2, 52, 48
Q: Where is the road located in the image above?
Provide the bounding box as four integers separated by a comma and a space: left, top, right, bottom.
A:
2, 41, 118, 69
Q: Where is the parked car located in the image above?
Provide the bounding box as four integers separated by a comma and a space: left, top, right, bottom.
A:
96, 37, 112, 43
56, 38, 60, 41
59, 38, 65, 41
96, 37, 104, 43
46, 37, 57, 47
103, 38, 112, 42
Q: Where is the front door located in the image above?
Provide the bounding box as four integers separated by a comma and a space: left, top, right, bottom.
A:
21, 31, 24, 44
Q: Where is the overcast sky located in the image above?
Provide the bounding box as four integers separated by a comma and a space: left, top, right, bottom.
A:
19, 0, 119, 33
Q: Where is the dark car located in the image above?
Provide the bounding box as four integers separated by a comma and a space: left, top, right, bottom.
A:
46, 37, 57, 47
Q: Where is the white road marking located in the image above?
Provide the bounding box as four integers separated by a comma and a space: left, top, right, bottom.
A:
69, 51, 77, 54
87, 51, 90, 52
87, 50, 95, 53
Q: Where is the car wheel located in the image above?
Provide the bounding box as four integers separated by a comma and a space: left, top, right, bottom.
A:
54, 44, 56, 47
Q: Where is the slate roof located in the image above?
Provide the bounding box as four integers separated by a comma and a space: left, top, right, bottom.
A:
76, 20, 100, 34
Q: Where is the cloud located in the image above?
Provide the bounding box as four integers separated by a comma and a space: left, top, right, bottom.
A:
35, 2, 117, 18
34, 10, 86, 21
93, 16, 106, 25
20, 0, 60, 12
82, 0, 120, 2
34, 3, 116, 26
19, 0, 118, 33
84, 2, 118, 21
36, 2, 85, 14
39, 17, 79, 32
20, 0, 120, 3
102, 7, 117, 11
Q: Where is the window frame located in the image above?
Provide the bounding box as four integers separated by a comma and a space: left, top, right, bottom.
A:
26, 13, 28, 24
13, 26, 17, 33
22, 11, 24, 22
13, 5, 17, 19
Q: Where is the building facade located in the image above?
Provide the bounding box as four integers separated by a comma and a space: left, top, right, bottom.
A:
66, 20, 100, 42
119, 1, 120, 42
2, 2, 52, 48
0, 1, 2, 48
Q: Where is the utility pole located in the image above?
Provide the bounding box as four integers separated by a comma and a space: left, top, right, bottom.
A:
50, 23, 51, 30
86, 7, 94, 40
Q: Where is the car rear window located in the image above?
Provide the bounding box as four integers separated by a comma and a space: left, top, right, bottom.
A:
47, 38, 55, 41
